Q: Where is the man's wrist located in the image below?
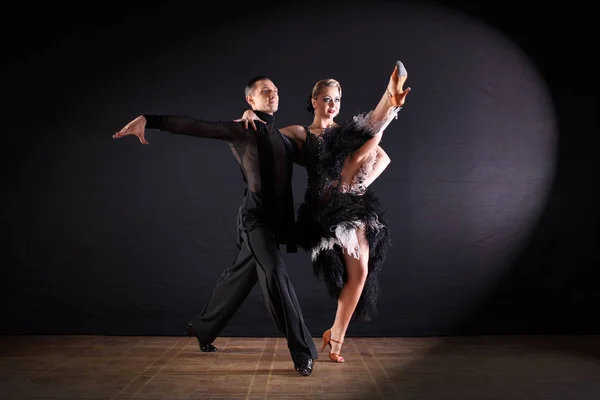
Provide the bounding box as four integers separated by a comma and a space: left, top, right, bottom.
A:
143, 114, 164, 130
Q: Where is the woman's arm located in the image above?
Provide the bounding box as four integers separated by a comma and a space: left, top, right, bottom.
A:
280, 125, 307, 149
362, 146, 391, 188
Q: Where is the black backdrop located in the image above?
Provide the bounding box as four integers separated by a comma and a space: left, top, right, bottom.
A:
1, 0, 597, 338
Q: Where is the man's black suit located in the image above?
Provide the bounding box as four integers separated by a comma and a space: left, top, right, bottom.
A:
144, 112, 318, 368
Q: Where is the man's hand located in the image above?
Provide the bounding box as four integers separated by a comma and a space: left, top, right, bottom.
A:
113, 115, 149, 144
234, 109, 266, 131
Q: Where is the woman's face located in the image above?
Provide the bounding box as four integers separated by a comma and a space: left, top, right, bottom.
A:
312, 86, 341, 119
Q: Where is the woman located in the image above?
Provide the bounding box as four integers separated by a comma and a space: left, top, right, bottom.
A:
240, 61, 410, 362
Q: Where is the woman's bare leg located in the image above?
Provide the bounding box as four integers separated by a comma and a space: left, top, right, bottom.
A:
328, 226, 370, 358
339, 61, 411, 184
369, 61, 410, 127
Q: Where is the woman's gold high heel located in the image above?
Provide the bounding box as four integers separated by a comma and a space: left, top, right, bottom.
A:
387, 60, 410, 107
322, 329, 345, 363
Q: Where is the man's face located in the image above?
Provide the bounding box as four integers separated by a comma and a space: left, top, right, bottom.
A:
247, 79, 279, 114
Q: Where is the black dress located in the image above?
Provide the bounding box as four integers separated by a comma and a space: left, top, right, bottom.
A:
295, 112, 393, 322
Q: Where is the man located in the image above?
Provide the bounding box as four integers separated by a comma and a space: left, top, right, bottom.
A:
113, 76, 318, 376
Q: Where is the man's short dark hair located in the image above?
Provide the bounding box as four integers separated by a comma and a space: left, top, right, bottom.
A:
245, 76, 271, 97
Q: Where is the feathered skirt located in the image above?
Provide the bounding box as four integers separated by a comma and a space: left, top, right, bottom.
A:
295, 187, 391, 321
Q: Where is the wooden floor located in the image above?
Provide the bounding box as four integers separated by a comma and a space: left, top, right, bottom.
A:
0, 335, 599, 399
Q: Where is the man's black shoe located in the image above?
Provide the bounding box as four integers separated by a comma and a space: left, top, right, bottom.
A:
185, 322, 218, 352
294, 358, 314, 376
199, 343, 218, 352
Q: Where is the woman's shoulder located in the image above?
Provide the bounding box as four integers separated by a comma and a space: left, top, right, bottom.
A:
280, 125, 308, 141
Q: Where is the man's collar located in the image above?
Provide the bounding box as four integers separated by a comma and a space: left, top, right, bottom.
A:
253, 110, 275, 124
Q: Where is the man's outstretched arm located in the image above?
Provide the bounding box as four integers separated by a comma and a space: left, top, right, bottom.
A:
113, 114, 247, 145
